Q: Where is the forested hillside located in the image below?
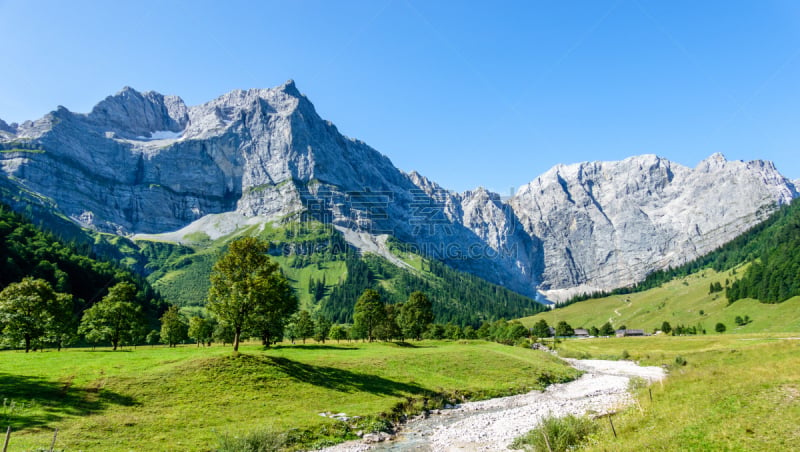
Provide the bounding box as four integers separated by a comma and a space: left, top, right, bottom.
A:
0, 203, 165, 327
135, 220, 547, 326
319, 253, 547, 326
726, 199, 800, 303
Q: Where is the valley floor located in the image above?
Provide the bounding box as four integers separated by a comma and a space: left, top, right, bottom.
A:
1, 334, 797, 451
0, 340, 577, 451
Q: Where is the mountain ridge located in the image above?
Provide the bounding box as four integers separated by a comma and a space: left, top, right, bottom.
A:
1, 82, 796, 301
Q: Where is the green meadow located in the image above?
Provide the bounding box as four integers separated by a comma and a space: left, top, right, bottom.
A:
0, 340, 577, 451
514, 252, 800, 451
551, 334, 800, 451
521, 267, 800, 334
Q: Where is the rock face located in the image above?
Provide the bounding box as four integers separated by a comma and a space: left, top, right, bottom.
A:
511, 154, 797, 300
1, 82, 797, 300
0, 81, 533, 295
0, 118, 16, 135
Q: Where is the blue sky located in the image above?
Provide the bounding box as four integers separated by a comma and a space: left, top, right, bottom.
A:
1, 0, 799, 193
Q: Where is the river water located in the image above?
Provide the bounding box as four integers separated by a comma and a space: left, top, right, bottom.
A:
320, 359, 665, 452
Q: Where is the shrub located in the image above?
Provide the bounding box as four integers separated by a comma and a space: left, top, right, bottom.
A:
352, 415, 393, 434
216, 428, 287, 452
620, 350, 630, 360
510, 414, 598, 451
515, 337, 532, 348
675, 355, 687, 366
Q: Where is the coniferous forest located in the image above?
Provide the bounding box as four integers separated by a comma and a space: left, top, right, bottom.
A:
0, 203, 165, 329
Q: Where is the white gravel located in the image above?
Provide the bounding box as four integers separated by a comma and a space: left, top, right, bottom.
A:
319, 358, 666, 452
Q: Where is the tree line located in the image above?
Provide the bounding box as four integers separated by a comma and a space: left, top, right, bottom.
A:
0, 218, 557, 352
319, 252, 548, 327
0, 203, 165, 351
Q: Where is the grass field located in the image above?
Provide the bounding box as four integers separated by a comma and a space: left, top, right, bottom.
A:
0, 340, 577, 451
520, 267, 800, 334
547, 334, 800, 451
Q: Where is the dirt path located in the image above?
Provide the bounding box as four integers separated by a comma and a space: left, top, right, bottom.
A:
319, 358, 665, 452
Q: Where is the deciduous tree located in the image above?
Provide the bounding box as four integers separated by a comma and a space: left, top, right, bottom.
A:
79, 281, 143, 351
531, 319, 551, 338
353, 289, 385, 342
555, 320, 574, 337
207, 237, 297, 351
599, 321, 615, 336
397, 291, 434, 341
250, 271, 297, 347
0, 277, 73, 352
188, 316, 215, 346
376, 304, 401, 342
505, 322, 528, 342
314, 316, 332, 343
330, 324, 348, 343
293, 310, 315, 344
160, 305, 188, 347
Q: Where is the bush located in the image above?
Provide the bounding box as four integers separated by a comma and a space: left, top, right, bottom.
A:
510, 414, 598, 452
515, 337, 532, 348
216, 428, 287, 452
674, 355, 687, 366
352, 415, 393, 434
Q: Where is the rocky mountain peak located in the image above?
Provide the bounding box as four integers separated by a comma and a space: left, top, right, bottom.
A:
696, 152, 728, 171
511, 153, 796, 300
1, 82, 797, 303
86, 87, 188, 139
279, 78, 300, 96
462, 186, 501, 203
0, 118, 16, 134
408, 170, 448, 196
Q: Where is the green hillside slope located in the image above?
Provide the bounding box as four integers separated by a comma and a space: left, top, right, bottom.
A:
521, 267, 800, 333
133, 220, 546, 326
523, 198, 800, 333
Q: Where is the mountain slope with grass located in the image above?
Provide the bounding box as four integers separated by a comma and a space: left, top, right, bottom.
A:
133, 219, 548, 325
521, 198, 800, 333
551, 335, 800, 452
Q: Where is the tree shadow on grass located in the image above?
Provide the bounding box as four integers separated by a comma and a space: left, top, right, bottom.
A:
391, 341, 421, 348
0, 373, 136, 429
268, 344, 359, 351
241, 355, 430, 397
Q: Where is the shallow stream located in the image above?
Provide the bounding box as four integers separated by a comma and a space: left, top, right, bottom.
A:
321, 358, 665, 451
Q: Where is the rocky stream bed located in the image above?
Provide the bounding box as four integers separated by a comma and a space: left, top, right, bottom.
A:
319, 358, 666, 451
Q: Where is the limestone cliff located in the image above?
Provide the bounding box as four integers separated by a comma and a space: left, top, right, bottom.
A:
1, 83, 796, 301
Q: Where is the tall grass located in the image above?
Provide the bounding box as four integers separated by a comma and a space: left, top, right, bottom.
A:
510, 414, 598, 452
579, 338, 800, 451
